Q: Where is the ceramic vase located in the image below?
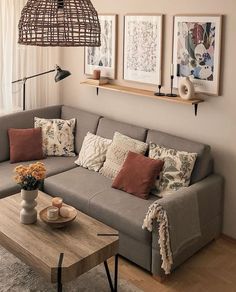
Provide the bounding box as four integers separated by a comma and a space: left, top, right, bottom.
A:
178, 77, 195, 100
20, 189, 38, 224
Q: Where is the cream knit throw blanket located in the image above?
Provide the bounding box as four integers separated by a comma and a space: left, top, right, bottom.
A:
142, 201, 173, 274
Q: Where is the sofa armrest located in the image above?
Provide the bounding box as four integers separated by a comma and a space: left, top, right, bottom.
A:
151, 174, 224, 276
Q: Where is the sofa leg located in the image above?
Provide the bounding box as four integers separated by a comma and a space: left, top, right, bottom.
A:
152, 274, 167, 283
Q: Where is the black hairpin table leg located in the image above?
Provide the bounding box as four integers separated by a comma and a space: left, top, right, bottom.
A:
114, 254, 118, 292
104, 254, 119, 292
57, 253, 64, 292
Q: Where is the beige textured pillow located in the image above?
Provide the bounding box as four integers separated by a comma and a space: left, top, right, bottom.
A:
75, 132, 112, 172
34, 117, 76, 157
99, 132, 148, 179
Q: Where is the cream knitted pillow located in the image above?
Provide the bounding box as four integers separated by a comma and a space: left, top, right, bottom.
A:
75, 132, 112, 172
99, 132, 148, 179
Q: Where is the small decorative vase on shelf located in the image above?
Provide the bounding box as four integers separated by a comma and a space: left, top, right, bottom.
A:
178, 77, 195, 100
20, 189, 38, 224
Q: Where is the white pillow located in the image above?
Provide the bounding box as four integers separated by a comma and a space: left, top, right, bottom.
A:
99, 132, 148, 179
75, 132, 112, 172
149, 143, 197, 192
34, 117, 76, 157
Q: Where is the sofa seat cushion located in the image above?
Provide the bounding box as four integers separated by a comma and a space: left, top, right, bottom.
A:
43, 167, 112, 213
0, 157, 77, 198
44, 167, 155, 244
89, 188, 157, 244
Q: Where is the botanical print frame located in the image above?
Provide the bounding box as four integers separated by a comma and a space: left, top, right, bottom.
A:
172, 15, 222, 95
84, 14, 117, 79
123, 14, 163, 85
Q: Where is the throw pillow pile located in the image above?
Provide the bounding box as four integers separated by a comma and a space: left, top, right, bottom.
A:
99, 132, 148, 179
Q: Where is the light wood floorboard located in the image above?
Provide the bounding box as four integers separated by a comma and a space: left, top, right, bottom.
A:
108, 238, 236, 292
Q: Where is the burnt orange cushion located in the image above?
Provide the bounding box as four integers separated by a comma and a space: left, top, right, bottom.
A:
8, 128, 44, 163
112, 151, 164, 200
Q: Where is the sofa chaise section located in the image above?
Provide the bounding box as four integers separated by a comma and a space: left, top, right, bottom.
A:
0, 105, 102, 198
0, 157, 77, 198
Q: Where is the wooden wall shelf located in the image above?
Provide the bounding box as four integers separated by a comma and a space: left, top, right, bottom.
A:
81, 81, 204, 116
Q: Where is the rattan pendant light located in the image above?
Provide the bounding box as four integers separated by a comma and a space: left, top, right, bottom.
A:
18, 0, 101, 47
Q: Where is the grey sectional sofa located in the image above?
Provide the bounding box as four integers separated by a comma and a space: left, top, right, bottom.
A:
0, 105, 224, 278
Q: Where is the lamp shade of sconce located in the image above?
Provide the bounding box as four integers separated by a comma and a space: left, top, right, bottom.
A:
178, 77, 195, 100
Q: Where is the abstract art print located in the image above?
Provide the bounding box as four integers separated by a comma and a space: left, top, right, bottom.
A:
173, 15, 222, 95
84, 15, 117, 79
124, 15, 163, 85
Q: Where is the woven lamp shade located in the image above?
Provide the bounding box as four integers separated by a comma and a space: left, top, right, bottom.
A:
18, 0, 101, 47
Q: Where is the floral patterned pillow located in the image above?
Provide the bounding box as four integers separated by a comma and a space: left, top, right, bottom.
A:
34, 117, 76, 157
149, 143, 197, 192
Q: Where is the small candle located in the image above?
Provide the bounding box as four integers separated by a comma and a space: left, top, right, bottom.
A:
157, 68, 162, 87
60, 206, 71, 218
60, 206, 76, 218
170, 64, 174, 76
93, 69, 101, 80
52, 197, 63, 209
47, 206, 59, 221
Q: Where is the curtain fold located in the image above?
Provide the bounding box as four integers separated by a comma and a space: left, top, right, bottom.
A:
0, 0, 61, 114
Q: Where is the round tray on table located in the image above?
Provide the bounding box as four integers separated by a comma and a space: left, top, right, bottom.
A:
39, 206, 77, 228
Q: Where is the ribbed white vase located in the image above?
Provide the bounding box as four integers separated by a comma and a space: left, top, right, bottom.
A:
20, 189, 38, 224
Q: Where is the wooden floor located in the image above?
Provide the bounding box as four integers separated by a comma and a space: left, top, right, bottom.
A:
108, 238, 236, 292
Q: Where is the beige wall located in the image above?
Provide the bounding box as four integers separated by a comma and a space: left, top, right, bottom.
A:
61, 0, 236, 238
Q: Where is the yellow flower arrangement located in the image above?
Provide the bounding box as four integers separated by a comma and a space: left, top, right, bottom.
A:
14, 162, 46, 190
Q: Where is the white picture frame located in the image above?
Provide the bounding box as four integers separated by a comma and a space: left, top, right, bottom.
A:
84, 15, 117, 79
172, 15, 222, 96
123, 14, 163, 85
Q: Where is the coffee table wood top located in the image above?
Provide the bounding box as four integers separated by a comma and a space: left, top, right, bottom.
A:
0, 192, 119, 283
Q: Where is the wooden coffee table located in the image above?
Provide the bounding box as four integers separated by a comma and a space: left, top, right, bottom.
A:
0, 191, 119, 291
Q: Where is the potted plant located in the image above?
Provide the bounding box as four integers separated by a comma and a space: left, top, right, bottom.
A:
14, 162, 46, 224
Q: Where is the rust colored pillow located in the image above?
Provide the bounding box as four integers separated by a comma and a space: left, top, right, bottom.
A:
112, 151, 164, 199
8, 128, 44, 163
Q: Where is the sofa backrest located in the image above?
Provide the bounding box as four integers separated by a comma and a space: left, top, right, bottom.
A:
0, 104, 214, 183
61, 106, 101, 154
0, 105, 61, 162
96, 117, 147, 141
146, 129, 213, 184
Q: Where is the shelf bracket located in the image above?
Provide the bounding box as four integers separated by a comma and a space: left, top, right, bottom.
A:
96, 87, 99, 96
194, 104, 198, 116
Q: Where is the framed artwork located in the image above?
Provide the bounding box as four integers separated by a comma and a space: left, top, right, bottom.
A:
123, 14, 163, 85
172, 15, 222, 95
84, 14, 117, 79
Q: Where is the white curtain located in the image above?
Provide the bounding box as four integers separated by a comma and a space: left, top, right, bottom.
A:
0, 0, 61, 114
